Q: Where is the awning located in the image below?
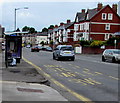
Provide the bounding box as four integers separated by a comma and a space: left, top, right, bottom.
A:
4, 31, 28, 35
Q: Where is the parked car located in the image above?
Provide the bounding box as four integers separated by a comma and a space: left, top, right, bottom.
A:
37, 46, 43, 50
31, 46, 40, 52
53, 45, 75, 61
102, 49, 120, 62
46, 47, 53, 52
41, 46, 47, 51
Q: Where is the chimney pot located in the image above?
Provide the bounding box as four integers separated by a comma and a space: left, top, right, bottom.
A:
97, 3, 103, 11
55, 25, 58, 28
82, 9, 85, 13
60, 22, 64, 26
67, 20, 71, 24
112, 4, 117, 13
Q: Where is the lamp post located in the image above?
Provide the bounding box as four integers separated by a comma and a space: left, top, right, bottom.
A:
14, 7, 28, 31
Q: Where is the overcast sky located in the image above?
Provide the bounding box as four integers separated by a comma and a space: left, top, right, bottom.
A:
0, 0, 119, 32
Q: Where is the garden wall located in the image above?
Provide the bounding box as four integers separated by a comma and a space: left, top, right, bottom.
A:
82, 46, 116, 54
82, 47, 104, 54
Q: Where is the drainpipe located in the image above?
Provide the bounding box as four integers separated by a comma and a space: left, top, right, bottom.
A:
89, 21, 91, 41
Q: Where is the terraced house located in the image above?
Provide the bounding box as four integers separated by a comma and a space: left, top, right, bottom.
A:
48, 20, 73, 45
74, 3, 120, 41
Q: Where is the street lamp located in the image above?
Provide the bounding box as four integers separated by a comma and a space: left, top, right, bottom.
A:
14, 7, 28, 31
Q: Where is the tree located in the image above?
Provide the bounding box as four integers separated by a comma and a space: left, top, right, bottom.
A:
22, 26, 30, 32
22, 26, 37, 33
48, 25, 54, 29
40, 41, 45, 46
29, 27, 36, 34
42, 28, 48, 32
16, 28, 20, 32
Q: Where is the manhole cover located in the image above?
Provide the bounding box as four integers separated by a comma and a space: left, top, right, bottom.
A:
17, 87, 44, 93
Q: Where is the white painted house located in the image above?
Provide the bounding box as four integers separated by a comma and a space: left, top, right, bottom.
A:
36, 32, 48, 45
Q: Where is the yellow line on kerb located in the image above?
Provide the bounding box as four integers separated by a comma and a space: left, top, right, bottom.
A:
22, 57, 94, 103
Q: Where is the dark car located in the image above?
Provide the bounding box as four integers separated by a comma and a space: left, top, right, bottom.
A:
41, 46, 47, 51
46, 47, 53, 52
31, 46, 40, 52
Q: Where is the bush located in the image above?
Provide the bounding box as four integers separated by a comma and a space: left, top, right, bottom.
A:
50, 40, 53, 45
105, 37, 120, 46
90, 40, 104, 47
79, 40, 91, 47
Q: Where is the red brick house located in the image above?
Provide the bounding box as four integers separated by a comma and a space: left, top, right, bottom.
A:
65, 22, 74, 43
74, 3, 120, 41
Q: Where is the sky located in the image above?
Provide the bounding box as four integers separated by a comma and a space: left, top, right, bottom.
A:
0, 0, 119, 32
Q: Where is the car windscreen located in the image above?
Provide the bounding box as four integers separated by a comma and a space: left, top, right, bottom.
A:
60, 47, 74, 51
113, 50, 120, 54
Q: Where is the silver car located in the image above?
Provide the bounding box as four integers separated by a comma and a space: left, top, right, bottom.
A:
53, 45, 75, 61
102, 49, 120, 62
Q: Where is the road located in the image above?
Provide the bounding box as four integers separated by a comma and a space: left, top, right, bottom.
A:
23, 48, 119, 102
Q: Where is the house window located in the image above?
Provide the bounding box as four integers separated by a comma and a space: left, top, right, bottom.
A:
80, 24, 84, 30
105, 34, 110, 40
108, 13, 113, 20
80, 24, 82, 30
105, 24, 110, 30
102, 13, 107, 20
74, 24, 79, 31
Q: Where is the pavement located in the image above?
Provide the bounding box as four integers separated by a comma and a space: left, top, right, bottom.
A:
0, 51, 67, 101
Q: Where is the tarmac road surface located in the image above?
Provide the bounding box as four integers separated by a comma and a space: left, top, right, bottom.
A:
23, 48, 119, 102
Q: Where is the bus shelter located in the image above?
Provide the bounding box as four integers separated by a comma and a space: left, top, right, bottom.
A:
4, 31, 28, 68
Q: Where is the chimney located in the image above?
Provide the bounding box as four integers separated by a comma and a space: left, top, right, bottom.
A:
97, 3, 103, 11
55, 25, 58, 28
67, 20, 71, 24
81, 9, 85, 13
60, 22, 64, 26
112, 4, 117, 13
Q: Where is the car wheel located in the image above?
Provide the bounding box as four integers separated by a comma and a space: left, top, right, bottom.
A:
71, 57, 75, 61
53, 54, 55, 60
57, 57, 61, 61
102, 56, 106, 62
112, 57, 116, 63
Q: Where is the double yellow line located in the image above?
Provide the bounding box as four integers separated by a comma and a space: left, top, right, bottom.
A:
23, 57, 94, 103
